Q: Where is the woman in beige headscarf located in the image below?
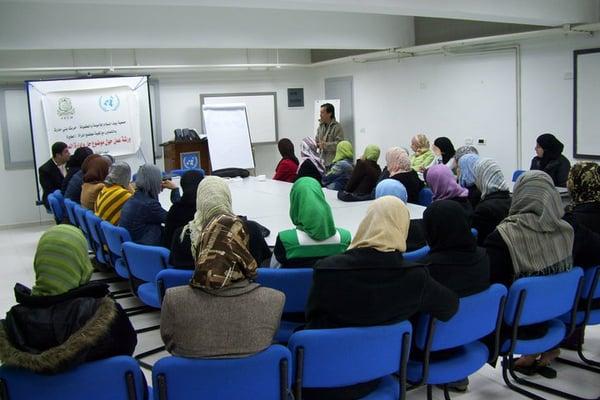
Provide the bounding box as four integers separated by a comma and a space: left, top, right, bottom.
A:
410, 134, 436, 172
161, 214, 284, 358
304, 196, 459, 399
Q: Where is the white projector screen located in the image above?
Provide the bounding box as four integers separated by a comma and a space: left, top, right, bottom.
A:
202, 103, 255, 171
27, 76, 155, 204
574, 48, 600, 159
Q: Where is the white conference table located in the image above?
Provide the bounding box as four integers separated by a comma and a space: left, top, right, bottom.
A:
159, 177, 425, 247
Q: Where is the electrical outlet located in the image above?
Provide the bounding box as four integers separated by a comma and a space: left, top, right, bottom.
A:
477, 138, 486, 145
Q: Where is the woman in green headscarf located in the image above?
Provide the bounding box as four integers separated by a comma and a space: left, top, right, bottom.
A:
0, 225, 136, 374
338, 144, 382, 202
272, 177, 352, 268
322, 140, 354, 191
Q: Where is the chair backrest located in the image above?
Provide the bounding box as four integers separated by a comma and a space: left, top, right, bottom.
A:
255, 268, 313, 313
418, 187, 433, 207
156, 269, 193, 304
122, 241, 171, 283
53, 189, 64, 203
0, 356, 146, 400
100, 221, 131, 259
471, 228, 478, 238
404, 245, 430, 262
581, 266, 600, 300
288, 321, 412, 388
47, 193, 64, 224
512, 169, 525, 182
85, 210, 104, 247
74, 204, 90, 235
64, 198, 78, 226
152, 345, 291, 400
504, 267, 583, 326
414, 284, 507, 352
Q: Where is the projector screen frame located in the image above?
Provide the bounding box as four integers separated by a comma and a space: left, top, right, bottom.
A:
25, 75, 156, 204
573, 47, 600, 160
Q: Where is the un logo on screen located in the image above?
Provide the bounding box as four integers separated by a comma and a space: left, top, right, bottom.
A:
99, 95, 120, 111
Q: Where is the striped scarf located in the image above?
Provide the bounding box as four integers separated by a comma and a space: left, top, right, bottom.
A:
31, 225, 93, 296
95, 184, 133, 225
497, 170, 573, 277
475, 158, 509, 198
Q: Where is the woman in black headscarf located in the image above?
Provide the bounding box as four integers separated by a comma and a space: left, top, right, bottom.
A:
530, 133, 571, 187
433, 137, 457, 169
61, 147, 93, 193
164, 169, 205, 248
423, 200, 490, 297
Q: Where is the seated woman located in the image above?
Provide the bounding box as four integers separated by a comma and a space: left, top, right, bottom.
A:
164, 169, 204, 248
453, 145, 478, 165
296, 137, 325, 183
484, 170, 574, 377
530, 133, 571, 187
375, 179, 426, 251
305, 196, 459, 400
119, 164, 177, 246
426, 164, 473, 216
384, 147, 424, 203
432, 137, 457, 170
410, 134, 436, 172
423, 200, 490, 297
272, 177, 351, 268
337, 144, 381, 202
472, 159, 511, 245
80, 155, 112, 210
458, 153, 482, 208
170, 176, 271, 268
0, 225, 136, 374
95, 162, 133, 225
273, 138, 299, 183
61, 146, 93, 193
161, 214, 284, 358
322, 140, 354, 191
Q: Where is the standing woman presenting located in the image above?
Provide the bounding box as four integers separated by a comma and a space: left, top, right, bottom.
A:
316, 103, 344, 167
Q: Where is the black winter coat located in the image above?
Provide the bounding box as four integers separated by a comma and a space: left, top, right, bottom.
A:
472, 191, 511, 245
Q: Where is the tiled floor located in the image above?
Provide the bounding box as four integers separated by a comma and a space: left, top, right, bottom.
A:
1, 223, 600, 399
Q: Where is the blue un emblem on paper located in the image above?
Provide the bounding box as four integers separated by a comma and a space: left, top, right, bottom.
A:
99, 95, 120, 111
181, 152, 200, 169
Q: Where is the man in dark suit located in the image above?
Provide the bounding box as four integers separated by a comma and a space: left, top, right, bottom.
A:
39, 142, 70, 210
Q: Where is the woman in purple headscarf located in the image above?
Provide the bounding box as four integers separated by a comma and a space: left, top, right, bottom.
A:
426, 164, 473, 217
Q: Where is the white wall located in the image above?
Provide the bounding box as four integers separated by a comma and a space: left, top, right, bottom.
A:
314, 33, 600, 181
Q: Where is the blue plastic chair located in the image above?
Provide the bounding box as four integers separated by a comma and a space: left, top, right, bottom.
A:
417, 188, 433, 207
152, 345, 291, 400
64, 198, 78, 226
100, 221, 132, 279
74, 204, 94, 247
404, 245, 430, 262
156, 269, 193, 305
255, 268, 313, 343
501, 267, 584, 399
557, 266, 600, 374
85, 210, 110, 265
288, 321, 412, 400
0, 356, 147, 400
48, 191, 65, 224
407, 284, 507, 399
122, 242, 171, 309
512, 170, 525, 182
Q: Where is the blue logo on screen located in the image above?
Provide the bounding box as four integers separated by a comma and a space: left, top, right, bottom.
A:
182, 153, 200, 169
99, 95, 120, 111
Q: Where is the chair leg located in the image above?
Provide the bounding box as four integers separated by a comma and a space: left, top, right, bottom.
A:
426, 385, 433, 400
502, 354, 599, 400
442, 385, 452, 400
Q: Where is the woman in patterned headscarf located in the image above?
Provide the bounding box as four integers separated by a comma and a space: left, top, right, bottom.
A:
161, 214, 284, 358
485, 170, 574, 377
297, 137, 326, 182
0, 225, 136, 374
169, 176, 270, 268
472, 159, 511, 245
